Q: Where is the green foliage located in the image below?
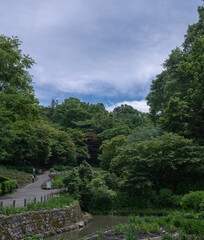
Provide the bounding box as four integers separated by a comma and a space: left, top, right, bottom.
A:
63, 168, 82, 195
181, 191, 204, 211
0, 175, 18, 194
0, 35, 39, 164
146, 4, 204, 144
113, 104, 150, 129
0, 166, 32, 190
158, 188, 173, 207
88, 174, 117, 211
155, 188, 181, 208
176, 180, 204, 195
99, 135, 127, 170
116, 192, 150, 209
160, 36, 204, 144
115, 213, 204, 240
51, 164, 72, 172
52, 97, 93, 129
51, 174, 65, 189
0, 175, 9, 183
0, 193, 74, 215
78, 160, 93, 181
110, 133, 204, 195
97, 123, 131, 141
103, 172, 118, 190
69, 129, 90, 164
86, 131, 101, 166
1, 179, 17, 194
127, 125, 163, 144
97, 231, 104, 240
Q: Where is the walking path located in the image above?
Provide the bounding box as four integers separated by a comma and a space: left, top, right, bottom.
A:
0, 171, 59, 208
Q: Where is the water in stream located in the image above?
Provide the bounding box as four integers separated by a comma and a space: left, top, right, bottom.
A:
46, 215, 128, 240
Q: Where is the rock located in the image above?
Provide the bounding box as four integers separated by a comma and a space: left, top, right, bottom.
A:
34, 234, 44, 238
78, 221, 84, 227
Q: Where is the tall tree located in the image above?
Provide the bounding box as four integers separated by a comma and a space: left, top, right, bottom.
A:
0, 35, 38, 163
146, 3, 204, 143
0, 35, 38, 121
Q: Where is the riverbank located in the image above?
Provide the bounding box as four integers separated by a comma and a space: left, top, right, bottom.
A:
82, 228, 161, 240
0, 203, 92, 240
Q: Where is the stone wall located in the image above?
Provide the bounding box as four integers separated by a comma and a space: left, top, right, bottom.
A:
0, 204, 92, 240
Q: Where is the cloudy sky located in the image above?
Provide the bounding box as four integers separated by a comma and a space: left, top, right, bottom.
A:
0, 0, 201, 112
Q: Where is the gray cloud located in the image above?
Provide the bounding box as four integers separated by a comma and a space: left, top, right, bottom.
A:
0, 0, 201, 105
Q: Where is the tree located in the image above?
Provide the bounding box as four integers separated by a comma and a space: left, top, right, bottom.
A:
53, 97, 92, 129
110, 133, 204, 194
63, 168, 82, 195
97, 123, 131, 141
0, 35, 38, 121
127, 125, 163, 144
49, 126, 76, 166
146, 2, 204, 129
146, 48, 186, 121
99, 135, 127, 170
160, 36, 204, 144
86, 131, 101, 166
88, 175, 117, 211
113, 104, 150, 129
0, 35, 38, 164
69, 129, 90, 164
78, 160, 93, 181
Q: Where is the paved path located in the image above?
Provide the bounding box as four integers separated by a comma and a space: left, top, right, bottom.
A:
0, 171, 59, 208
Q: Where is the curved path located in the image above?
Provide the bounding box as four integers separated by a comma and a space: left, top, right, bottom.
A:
0, 171, 59, 208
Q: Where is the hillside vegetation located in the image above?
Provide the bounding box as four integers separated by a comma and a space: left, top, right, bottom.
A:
0, 0, 203, 220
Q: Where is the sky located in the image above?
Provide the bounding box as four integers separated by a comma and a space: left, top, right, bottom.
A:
0, 0, 201, 112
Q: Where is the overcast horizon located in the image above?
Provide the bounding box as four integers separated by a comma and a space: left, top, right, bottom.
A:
0, 0, 201, 112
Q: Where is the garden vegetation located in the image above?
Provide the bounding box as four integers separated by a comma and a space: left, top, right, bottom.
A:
0, 1, 203, 240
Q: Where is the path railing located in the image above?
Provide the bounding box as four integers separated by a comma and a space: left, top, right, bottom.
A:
0, 191, 59, 208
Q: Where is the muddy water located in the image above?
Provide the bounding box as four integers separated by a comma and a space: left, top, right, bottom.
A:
46, 215, 128, 240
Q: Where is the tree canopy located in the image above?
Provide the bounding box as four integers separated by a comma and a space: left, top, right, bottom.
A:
146, 3, 204, 144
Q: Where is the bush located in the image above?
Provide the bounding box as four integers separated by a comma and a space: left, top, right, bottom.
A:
176, 180, 204, 194
3, 165, 38, 173
0, 175, 9, 183
103, 172, 118, 190
78, 160, 93, 181
51, 174, 65, 189
157, 188, 173, 207
63, 168, 82, 194
181, 191, 204, 211
154, 188, 181, 208
1, 179, 18, 193
52, 164, 66, 171
52, 164, 73, 172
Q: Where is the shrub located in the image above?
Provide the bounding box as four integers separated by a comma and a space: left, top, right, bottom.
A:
103, 172, 118, 190
0, 175, 8, 183
176, 180, 204, 194
156, 188, 173, 207
78, 160, 93, 181
52, 164, 66, 171
1, 179, 18, 193
51, 174, 65, 189
181, 191, 204, 211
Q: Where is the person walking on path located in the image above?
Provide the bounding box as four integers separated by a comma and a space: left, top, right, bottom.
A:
0, 171, 58, 208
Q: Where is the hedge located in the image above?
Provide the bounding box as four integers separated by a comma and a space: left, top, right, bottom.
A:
1, 179, 18, 194
181, 191, 204, 211
0, 175, 18, 194
0, 175, 9, 183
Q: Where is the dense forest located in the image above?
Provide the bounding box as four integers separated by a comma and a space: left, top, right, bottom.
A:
0, 2, 203, 214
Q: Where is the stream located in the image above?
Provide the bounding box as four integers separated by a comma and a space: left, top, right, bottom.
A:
46, 215, 128, 240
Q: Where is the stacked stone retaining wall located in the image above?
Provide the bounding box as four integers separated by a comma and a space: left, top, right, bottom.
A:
0, 204, 92, 240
